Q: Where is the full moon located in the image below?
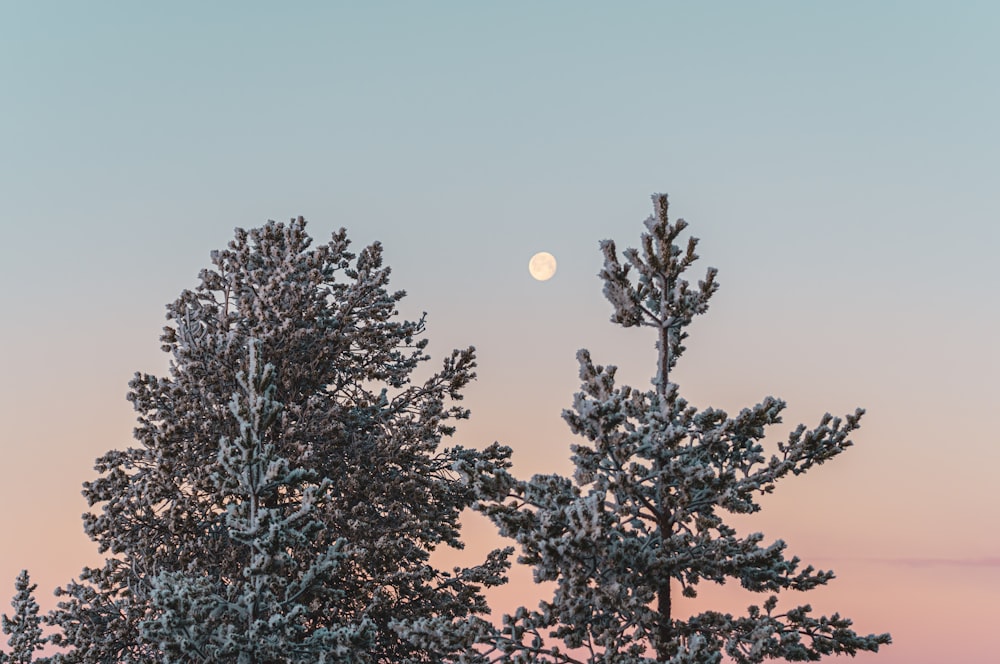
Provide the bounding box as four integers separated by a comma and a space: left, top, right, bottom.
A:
528, 251, 557, 281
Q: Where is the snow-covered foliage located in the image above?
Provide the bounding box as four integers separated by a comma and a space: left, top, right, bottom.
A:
474, 194, 891, 662
47, 218, 512, 663
1, 571, 46, 664
142, 340, 374, 662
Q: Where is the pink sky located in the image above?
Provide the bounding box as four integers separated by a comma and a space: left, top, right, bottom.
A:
2, 3, 998, 662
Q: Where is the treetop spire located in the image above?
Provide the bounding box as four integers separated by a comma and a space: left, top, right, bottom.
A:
599, 193, 719, 388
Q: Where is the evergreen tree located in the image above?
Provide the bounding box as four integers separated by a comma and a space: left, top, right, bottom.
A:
1, 570, 46, 664
142, 340, 373, 662
47, 218, 511, 663
477, 194, 891, 663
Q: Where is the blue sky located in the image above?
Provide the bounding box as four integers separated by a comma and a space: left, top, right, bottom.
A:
2, 3, 998, 662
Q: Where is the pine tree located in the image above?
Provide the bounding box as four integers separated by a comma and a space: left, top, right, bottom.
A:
141, 340, 374, 662
47, 218, 512, 663
1, 570, 46, 664
477, 194, 891, 663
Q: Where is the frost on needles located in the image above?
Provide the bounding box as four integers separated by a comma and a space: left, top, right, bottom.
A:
142, 340, 374, 662
473, 194, 891, 663
0, 571, 46, 664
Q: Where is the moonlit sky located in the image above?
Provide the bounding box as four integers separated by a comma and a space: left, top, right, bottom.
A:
1, 3, 998, 662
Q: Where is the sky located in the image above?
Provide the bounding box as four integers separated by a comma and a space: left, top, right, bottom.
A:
1, 2, 998, 662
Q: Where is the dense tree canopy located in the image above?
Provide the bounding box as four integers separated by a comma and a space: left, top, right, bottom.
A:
47, 218, 511, 663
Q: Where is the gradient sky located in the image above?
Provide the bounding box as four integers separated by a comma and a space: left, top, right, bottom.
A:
2, 3, 998, 662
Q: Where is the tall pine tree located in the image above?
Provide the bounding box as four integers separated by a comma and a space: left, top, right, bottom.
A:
477, 194, 890, 663
48, 218, 511, 663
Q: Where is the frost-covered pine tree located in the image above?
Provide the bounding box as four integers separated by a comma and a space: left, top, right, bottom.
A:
476, 194, 890, 663
47, 218, 511, 663
142, 340, 373, 662
1, 570, 46, 664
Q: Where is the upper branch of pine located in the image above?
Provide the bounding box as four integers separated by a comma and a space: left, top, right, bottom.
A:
598, 194, 718, 378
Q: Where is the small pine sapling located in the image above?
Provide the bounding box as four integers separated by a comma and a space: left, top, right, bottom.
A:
1, 570, 46, 664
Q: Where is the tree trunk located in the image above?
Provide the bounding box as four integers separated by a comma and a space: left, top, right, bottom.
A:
655, 314, 675, 660
656, 571, 673, 660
